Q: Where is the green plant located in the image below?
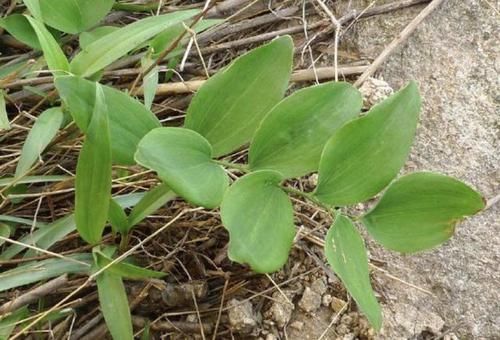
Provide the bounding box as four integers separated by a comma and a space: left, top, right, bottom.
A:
0, 2, 485, 338
133, 36, 484, 330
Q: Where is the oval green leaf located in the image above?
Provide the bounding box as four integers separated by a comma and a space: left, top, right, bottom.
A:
135, 127, 228, 209
314, 81, 421, 206
75, 84, 112, 244
25, 15, 69, 75
249, 82, 362, 178
220, 170, 295, 273
15, 107, 63, 178
0, 14, 41, 49
184, 36, 294, 157
55, 76, 160, 164
70, 10, 198, 77
325, 215, 382, 330
362, 172, 485, 253
32, 0, 115, 34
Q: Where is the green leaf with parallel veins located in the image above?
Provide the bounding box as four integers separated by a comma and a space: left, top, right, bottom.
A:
32, 0, 115, 34
141, 54, 158, 110
0, 90, 10, 131
70, 10, 198, 77
108, 198, 129, 235
149, 19, 222, 57
93, 249, 166, 279
0, 14, 41, 49
0, 223, 10, 246
135, 127, 228, 209
184, 36, 294, 157
314, 82, 421, 206
220, 170, 295, 273
96, 271, 133, 340
0, 307, 29, 339
128, 183, 176, 228
55, 76, 160, 164
249, 82, 362, 178
0, 254, 92, 292
1, 193, 144, 260
0, 175, 69, 187
75, 84, 112, 244
325, 215, 382, 330
25, 16, 69, 75
79, 26, 119, 50
15, 107, 63, 178
362, 172, 485, 253
23, 0, 43, 20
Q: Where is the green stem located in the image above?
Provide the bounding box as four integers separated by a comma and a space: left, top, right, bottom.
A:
215, 159, 334, 215
119, 233, 130, 253
215, 159, 249, 173
282, 186, 334, 214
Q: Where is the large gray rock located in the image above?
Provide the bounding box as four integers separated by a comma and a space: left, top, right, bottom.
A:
336, 0, 499, 338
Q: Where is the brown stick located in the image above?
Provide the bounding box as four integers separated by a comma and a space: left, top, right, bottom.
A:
130, 0, 221, 92
199, 6, 300, 43
132, 315, 214, 334
0, 275, 68, 315
354, 0, 446, 87
135, 65, 368, 96
206, 0, 248, 17
199, 20, 328, 55
339, 0, 430, 25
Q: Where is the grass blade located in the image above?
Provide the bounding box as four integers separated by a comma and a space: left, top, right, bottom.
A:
94, 250, 166, 279
70, 10, 198, 77
0, 254, 92, 292
96, 271, 134, 340
0, 90, 10, 131
141, 54, 158, 110
25, 15, 69, 75
15, 107, 63, 178
127, 183, 176, 229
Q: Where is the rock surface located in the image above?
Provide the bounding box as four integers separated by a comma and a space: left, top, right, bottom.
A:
337, 0, 499, 338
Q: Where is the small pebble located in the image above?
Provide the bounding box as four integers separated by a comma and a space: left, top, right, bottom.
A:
290, 321, 304, 331
298, 287, 322, 313
227, 299, 258, 334
322, 294, 333, 306
330, 296, 347, 313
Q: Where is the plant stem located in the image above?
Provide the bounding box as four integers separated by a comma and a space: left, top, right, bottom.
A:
119, 233, 130, 253
215, 159, 249, 173
281, 186, 334, 213
215, 159, 334, 214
